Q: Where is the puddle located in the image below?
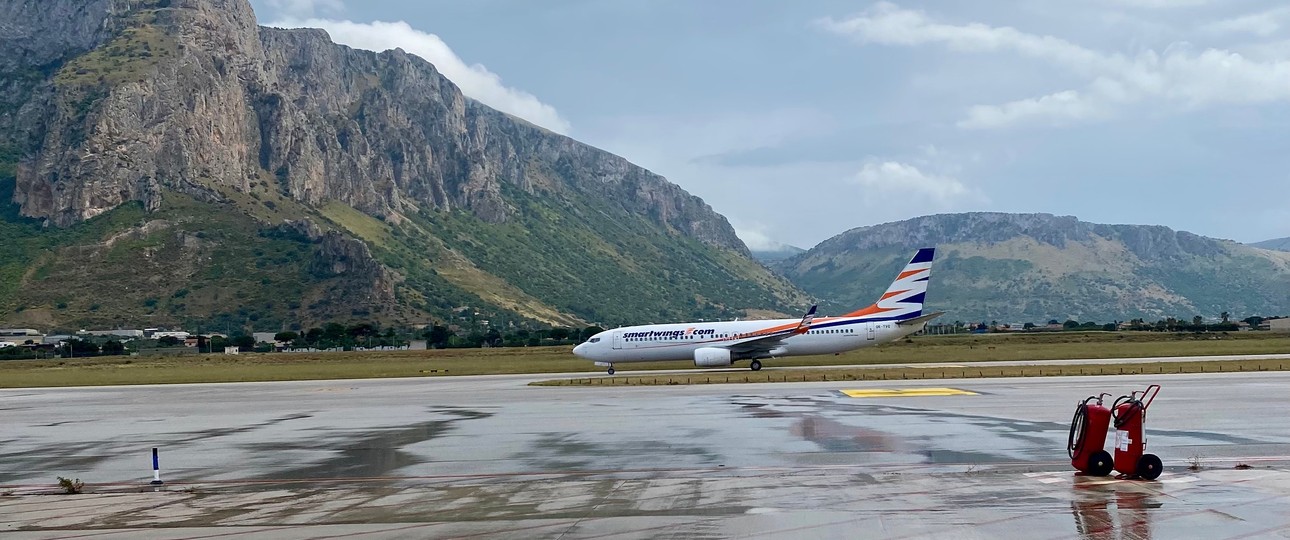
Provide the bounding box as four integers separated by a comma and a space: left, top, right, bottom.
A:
513, 432, 721, 471
257, 408, 491, 480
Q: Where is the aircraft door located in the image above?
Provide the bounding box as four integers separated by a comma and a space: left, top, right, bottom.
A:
612, 331, 623, 350
867, 324, 876, 341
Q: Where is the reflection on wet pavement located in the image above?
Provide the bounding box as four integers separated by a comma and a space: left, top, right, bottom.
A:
3, 374, 1290, 538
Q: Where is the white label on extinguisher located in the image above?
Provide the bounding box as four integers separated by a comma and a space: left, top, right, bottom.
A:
1115, 430, 1131, 451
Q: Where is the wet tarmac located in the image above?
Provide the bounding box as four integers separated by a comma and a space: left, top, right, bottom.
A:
3, 372, 1290, 538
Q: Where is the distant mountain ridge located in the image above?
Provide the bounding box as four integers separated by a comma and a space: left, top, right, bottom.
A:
774, 212, 1290, 323
0, 0, 809, 330
1252, 237, 1290, 252
751, 244, 806, 263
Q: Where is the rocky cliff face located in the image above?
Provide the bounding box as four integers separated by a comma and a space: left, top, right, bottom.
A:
778, 213, 1290, 322
0, 0, 798, 329
3, 0, 745, 253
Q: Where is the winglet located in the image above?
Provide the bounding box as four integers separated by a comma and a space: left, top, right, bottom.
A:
793, 305, 818, 335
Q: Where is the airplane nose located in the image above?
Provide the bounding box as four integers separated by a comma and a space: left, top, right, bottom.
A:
572, 343, 587, 357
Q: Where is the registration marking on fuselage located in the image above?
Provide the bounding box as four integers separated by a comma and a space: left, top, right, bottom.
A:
839, 387, 979, 398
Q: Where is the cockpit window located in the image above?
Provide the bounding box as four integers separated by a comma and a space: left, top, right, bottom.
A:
589, 338, 600, 343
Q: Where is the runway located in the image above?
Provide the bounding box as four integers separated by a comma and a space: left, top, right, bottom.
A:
3, 371, 1290, 538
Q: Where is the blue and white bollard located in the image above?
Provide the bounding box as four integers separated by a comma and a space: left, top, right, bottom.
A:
150, 447, 164, 485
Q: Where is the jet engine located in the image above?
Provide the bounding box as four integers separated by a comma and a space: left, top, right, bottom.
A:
693, 347, 733, 367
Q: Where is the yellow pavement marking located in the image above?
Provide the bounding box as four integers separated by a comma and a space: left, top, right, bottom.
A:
840, 387, 978, 398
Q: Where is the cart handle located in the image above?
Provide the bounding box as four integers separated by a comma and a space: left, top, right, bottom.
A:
1139, 384, 1160, 410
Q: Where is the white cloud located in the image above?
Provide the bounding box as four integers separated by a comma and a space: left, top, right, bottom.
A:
733, 224, 792, 252
821, 2, 1290, 129
849, 161, 985, 207
270, 18, 572, 135
265, 0, 343, 18
960, 89, 1110, 129
1203, 7, 1290, 37
1097, 0, 1211, 8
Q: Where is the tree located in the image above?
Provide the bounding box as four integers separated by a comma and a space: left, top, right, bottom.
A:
232, 335, 256, 352
1220, 311, 1230, 323
1048, 319, 1060, 326
1193, 315, 1204, 327
210, 336, 232, 351
548, 327, 571, 341
484, 328, 503, 347
305, 327, 324, 344
322, 323, 347, 342
274, 331, 299, 343
62, 338, 99, 356
347, 322, 377, 339
1023, 322, 1036, 330
1062, 320, 1079, 330
101, 340, 126, 355
425, 325, 452, 348
579, 326, 605, 342
1102, 323, 1118, 332
158, 336, 182, 347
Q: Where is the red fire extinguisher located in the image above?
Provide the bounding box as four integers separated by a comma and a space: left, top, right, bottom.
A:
1112, 384, 1162, 480
1068, 393, 1114, 476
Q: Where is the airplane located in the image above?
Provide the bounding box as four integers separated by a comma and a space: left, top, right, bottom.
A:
572, 247, 943, 374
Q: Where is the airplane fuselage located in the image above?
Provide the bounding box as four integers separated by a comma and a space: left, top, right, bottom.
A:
573, 316, 926, 364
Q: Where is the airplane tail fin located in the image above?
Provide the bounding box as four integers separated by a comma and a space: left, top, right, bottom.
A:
842, 248, 935, 321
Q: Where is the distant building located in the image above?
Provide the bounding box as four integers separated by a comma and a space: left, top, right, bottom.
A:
84, 330, 144, 339
253, 332, 278, 344
1, 328, 45, 344
1269, 318, 1290, 332
224, 346, 240, 355
152, 331, 190, 340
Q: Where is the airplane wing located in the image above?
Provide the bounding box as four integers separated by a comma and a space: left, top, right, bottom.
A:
724, 305, 816, 354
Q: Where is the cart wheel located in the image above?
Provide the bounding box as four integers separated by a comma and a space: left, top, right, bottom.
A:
1137, 453, 1162, 480
1088, 450, 1115, 477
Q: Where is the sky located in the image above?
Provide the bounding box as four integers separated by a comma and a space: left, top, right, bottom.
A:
251, 0, 1290, 251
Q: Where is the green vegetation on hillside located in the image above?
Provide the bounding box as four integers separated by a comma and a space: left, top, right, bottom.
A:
779, 216, 1290, 322
54, 4, 179, 89
411, 185, 804, 327
0, 186, 331, 329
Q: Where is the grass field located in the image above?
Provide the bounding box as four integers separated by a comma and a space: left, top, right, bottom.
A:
1, 331, 1288, 389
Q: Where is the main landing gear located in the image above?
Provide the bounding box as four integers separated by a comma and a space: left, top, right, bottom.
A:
750, 360, 762, 371
607, 367, 615, 375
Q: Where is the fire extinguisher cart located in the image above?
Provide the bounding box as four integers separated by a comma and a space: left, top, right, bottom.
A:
1069, 393, 1115, 476
1112, 384, 1163, 480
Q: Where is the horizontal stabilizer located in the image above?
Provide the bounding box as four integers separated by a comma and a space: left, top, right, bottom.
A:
896, 311, 946, 327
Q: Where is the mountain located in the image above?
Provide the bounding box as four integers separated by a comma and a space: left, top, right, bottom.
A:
774, 213, 1290, 323
0, 0, 808, 331
751, 244, 806, 264
1251, 237, 1290, 252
